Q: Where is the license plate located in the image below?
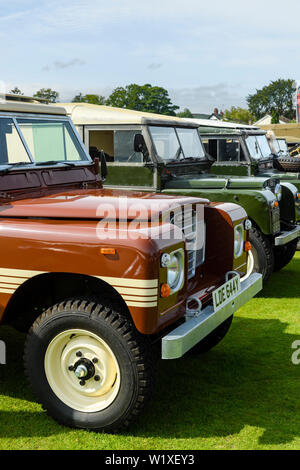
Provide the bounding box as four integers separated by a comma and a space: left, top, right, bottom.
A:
213, 275, 241, 311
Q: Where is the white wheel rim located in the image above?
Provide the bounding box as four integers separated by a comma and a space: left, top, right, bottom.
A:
44, 329, 121, 413
241, 250, 254, 282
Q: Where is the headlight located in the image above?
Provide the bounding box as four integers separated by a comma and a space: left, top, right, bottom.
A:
166, 249, 184, 293
244, 219, 252, 231
275, 183, 282, 201
234, 224, 244, 258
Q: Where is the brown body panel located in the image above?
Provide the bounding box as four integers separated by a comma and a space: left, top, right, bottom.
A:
0, 192, 247, 334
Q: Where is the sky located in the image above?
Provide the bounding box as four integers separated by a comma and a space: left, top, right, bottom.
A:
0, 0, 300, 113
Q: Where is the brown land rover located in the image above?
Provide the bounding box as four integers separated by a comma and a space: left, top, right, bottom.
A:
0, 96, 261, 432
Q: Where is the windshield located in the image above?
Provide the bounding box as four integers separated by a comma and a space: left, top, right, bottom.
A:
245, 135, 272, 160
149, 126, 205, 161
277, 139, 288, 153
16, 119, 89, 163
0, 118, 32, 165
272, 139, 281, 153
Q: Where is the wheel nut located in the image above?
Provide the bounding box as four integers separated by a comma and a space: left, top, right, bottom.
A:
92, 358, 98, 364
94, 375, 100, 381
76, 351, 83, 357
79, 380, 85, 386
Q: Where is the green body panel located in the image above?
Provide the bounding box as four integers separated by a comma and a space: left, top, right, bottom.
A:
163, 179, 273, 235
208, 160, 299, 224
162, 174, 270, 190
200, 130, 299, 225
105, 165, 154, 187
90, 124, 279, 238
211, 164, 249, 177
103, 165, 276, 235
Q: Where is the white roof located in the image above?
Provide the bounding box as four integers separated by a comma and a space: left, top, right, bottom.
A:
183, 117, 259, 130
0, 101, 66, 115
56, 103, 193, 126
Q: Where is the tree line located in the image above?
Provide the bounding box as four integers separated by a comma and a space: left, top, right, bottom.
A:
9, 78, 297, 124
9, 84, 193, 117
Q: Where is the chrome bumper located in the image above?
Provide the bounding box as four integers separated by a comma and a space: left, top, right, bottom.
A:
274, 226, 300, 246
161, 272, 262, 360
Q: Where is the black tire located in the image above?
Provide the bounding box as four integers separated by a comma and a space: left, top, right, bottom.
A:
189, 315, 233, 354
273, 239, 298, 271
249, 227, 274, 284
24, 298, 155, 433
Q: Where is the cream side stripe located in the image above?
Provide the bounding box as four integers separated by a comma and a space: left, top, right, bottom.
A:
122, 295, 158, 302
0, 288, 15, 294
0, 286, 158, 306
0, 276, 28, 284
0, 268, 158, 289
126, 301, 157, 307
97, 276, 158, 288
115, 287, 158, 296
0, 279, 158, 297
0, 268, 44, 278
0, 269, 159, 308
0, 282, 23, 288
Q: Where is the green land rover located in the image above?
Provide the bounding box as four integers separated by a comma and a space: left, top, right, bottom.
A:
58, 103, 300, 283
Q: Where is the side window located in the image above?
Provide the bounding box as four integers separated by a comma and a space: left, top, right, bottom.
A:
206, 139, 218, 159
89, 130, 143, 163
218, 139, 240, 162
89, 130, 114, 162
114, 130, 143, 163
240, 146, 246, 161
202, 138, 209, 153
0, 118, 31, 164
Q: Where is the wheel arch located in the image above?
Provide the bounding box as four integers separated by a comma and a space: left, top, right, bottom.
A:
2, 272, 131, 332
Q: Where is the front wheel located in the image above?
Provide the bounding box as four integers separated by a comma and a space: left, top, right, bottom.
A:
273, 239, 298, 271
24, 299, 155, 433
248, 227, 274, 284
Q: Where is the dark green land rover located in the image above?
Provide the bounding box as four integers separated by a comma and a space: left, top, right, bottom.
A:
59, 103, 300, 283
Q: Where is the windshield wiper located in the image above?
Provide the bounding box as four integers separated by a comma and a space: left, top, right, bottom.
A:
168, 156, 203, 163
35, 160, 76, 167
181, 157, 201, 161
0, 161, 34, 175
173, 147, 184, 160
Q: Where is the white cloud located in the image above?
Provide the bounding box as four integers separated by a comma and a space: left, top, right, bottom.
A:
42, 59, 86, 72
169, 83, 247, 113
0, 0, 300, 112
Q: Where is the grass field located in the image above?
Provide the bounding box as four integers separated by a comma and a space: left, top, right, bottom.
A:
1, 253, 300, 450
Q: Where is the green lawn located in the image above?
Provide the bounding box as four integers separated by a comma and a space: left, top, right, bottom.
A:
1, 254, 300, 450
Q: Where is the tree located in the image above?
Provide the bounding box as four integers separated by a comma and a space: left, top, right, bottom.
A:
10, 87, 23, 95
72, 93, 106, 105
106, 83, 179, 116
223, 106, 254, 124
271, 109, 280, 124
177, 108, 194, 118
33, 88, 59, 103
247, 79, 295, 121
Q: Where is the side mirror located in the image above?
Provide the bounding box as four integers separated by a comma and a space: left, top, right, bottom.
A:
100, 149, 107, 181
89, 147, 108, 180
134, 133, 149, 160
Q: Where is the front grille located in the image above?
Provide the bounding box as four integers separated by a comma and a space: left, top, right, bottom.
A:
172, 208, 205, 279
271, 206, 280, 234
